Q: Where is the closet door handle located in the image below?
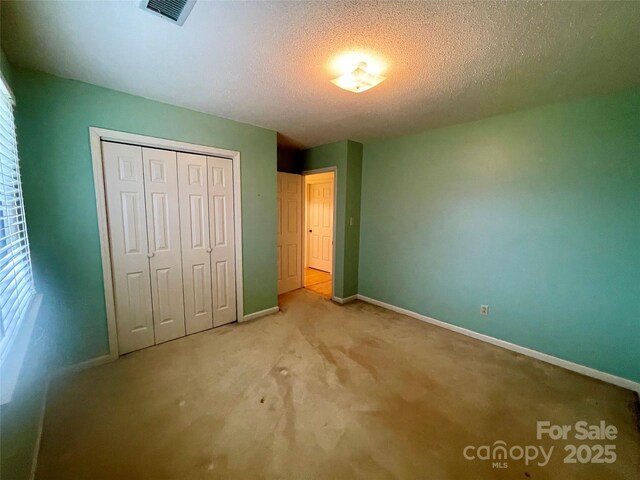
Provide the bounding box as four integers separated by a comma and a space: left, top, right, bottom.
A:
147, 252, 155, 258
206, 247, 212, 253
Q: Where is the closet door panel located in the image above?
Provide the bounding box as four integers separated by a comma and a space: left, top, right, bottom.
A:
142, 147, 186, 344
207, 156, 236, 326
102, 142, 154, 354
178, 153, 214, 334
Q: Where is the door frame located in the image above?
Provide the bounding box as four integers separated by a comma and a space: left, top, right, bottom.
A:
301, 167, 337, 298
89, 127, 244, 359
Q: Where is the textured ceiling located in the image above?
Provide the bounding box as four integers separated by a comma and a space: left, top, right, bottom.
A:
2, 1, 639, 148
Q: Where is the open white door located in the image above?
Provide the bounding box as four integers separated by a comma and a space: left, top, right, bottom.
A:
277, 172, 302, 294
307, 180, 334, 273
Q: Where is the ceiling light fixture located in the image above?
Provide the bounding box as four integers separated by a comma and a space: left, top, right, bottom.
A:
331, 61, 386, 93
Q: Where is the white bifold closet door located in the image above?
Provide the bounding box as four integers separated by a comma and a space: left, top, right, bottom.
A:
103, 142, 186, 354
177, 153, 214, 334
102, 142, 155, 354
207, 156, 236, 326
141, 147, 186, 343
103, 142, 236, 354
177, 153, 236, 331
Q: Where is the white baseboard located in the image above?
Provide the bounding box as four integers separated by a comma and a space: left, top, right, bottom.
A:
57, 353, 115, 377
29, 375, 50, 480
242, 306, 279, 322
62, 307, 282, 372
357, 294, 640, 395
332, 295, 358, 304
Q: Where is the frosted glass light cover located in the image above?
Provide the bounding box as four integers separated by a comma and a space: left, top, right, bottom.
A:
331, 62, 386, 93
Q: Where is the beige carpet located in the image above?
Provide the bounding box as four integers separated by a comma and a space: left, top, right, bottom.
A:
36, 290, 639, 479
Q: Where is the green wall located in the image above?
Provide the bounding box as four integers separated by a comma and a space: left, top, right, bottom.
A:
2, 60, 279, 480
1, 53, 56, 480
359, 87, 640, 383
302, 140, 362, 299
12, 67, 278, 366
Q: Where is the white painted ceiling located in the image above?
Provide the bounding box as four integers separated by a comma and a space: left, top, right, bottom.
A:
2, 1, 639, 148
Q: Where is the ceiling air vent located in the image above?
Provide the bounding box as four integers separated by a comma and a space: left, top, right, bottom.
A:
139, 0, 196, 26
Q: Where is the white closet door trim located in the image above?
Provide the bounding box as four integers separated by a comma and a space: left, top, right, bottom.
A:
89, 127, 244, 359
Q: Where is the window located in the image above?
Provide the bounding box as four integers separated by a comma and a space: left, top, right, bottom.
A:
0, 75, 35, 365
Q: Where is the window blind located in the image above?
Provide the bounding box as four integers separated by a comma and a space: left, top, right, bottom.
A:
0, 79, 35, 363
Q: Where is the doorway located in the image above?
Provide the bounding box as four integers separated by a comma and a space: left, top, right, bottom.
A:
304, 170, 335, 298
276, 168, 336, 299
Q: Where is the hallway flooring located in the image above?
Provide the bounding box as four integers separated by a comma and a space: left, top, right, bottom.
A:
304, 267, 332, 298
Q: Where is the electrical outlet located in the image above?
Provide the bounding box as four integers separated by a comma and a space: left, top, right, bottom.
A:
480, 305, 489, 316
349, 216, 354, 226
